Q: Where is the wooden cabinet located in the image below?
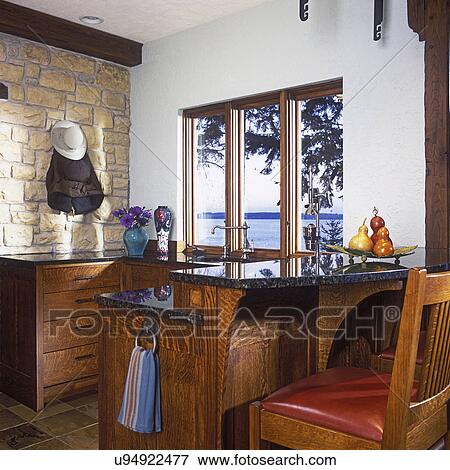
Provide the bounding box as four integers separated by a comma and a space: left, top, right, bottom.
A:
0, 260, 121, 410
0, 257, 191, 411
99, 312, 215, 450
98, 284, 309, 450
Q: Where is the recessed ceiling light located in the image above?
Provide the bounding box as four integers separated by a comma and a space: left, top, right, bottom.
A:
79, 15, 104, 25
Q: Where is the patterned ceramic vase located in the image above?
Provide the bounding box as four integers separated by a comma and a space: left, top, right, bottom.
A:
154, 285, 172, 301
123, 227, 149, 258
154, 206, 173, 261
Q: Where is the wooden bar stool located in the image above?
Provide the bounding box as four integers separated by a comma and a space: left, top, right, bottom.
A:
249, 268, 450, 450
370, 330, 426, 379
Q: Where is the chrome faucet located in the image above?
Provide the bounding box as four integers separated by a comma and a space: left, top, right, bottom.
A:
211, 222, 254, 260
303, 167, 329, 256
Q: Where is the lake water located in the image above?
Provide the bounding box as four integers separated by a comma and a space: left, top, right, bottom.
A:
197, 216, 343, 248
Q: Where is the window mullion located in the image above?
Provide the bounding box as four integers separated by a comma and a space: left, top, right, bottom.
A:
280, 91, 299, 257
183, 114, 194, 247
226, 102, 243, 252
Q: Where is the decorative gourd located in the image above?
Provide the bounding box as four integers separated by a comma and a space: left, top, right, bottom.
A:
373, 226, 394, 257
370, 207, 385, 244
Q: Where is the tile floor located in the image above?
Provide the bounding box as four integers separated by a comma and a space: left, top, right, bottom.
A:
0, 391, 98, 450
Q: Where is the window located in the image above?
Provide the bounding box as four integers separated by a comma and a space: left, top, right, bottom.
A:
244, 105, 281, 249
194, 114, 226, 246
183, 79, 343, 256
300, 95, 344, 247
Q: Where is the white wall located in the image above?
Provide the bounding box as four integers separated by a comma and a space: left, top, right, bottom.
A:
130, 0, 425, 246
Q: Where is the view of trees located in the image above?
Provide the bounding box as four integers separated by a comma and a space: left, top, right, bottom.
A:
196, 115, 226, 170
195, 94, 344, 246
321, 219, 344, 245
196, 95, 343, 208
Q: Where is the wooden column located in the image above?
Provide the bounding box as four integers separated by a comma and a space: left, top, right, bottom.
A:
408, 0, 450, 248
425, 0, 449, 248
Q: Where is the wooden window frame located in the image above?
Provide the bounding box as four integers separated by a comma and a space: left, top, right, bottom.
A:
183, 78, 343, 258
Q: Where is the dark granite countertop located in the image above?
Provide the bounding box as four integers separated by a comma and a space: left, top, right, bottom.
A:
6, 247, 450, 290
96, 285, 203, 325
0, 250, 215, 267
168, 248, 450, 289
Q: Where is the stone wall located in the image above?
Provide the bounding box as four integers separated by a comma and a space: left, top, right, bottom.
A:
0, 33, 130, 253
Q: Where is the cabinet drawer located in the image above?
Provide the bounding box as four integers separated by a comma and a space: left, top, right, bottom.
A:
43, 285, 120, 322
43, 344, 98, 387
43, 263, 121, 293
44, 376, 97, 403
43, 315, 100, 353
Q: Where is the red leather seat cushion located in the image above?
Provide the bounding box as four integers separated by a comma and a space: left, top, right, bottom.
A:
261, 367, 417, 443
381, 331, 427, 365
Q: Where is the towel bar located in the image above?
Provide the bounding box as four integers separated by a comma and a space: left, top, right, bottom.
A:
135, 328, 157, 353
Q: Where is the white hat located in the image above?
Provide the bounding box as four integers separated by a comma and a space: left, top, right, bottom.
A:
51, 120, 87, 161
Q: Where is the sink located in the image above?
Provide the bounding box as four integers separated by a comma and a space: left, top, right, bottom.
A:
190, 254, 271, 264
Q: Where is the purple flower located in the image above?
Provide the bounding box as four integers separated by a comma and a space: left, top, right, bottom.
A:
112, 208, 126, 218
120, 214, 134, 229
137, 216, 149, 227
129, 206, 143, 217
113, 205, 152, 229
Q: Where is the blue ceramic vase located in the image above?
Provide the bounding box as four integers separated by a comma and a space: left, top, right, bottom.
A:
123, 227, 149, 258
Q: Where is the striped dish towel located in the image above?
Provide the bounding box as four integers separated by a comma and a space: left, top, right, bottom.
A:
117, 345, 162, 433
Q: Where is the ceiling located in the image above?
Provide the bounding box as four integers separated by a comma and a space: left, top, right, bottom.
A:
10, 0, 273, 43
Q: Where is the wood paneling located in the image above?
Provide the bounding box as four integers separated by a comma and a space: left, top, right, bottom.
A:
223, 318, 308, 449
122, 262, 170, 290
317, 280, 403, 372
99, 309, 214, 450
0, 263, 38, 409
0, 0, 142, 66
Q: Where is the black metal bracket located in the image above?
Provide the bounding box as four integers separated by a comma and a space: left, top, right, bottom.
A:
299, 0, 309, 22
373, 0, 384, 41
0, 83, 8, 100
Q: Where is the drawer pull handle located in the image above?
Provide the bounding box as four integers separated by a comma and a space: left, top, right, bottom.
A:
74, 275, 96, 282
75, 297, 96, 304
75, 354, 95, 362
75, 324, 93, 331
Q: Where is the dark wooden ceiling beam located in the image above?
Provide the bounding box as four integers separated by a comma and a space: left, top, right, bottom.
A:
0, 0, 142, 67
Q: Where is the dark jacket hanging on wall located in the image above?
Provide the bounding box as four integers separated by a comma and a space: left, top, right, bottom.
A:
46, 150, 104, 215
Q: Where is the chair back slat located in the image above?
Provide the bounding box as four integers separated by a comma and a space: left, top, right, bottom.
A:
417, 300, 450, 400
417, 271, 450, 401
